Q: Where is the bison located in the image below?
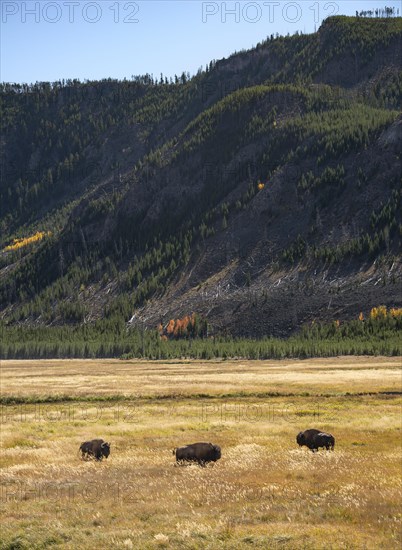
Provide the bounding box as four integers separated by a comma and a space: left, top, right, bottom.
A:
296, 429, 335, 452
173, 442, 221, 466
79, 439, 111, 461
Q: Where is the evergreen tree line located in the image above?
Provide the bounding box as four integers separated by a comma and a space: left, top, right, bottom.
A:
1, 312, 400, 360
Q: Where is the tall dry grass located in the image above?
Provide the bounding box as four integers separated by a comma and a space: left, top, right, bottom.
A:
0, 358, 401, 549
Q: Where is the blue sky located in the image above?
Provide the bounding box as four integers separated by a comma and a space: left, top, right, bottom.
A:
1, 1, 400, 83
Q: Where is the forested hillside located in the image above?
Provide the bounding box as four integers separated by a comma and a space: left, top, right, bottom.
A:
1, 15, 401, 355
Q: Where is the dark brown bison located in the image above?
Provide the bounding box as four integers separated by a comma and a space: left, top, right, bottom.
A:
296, 429, 335, 452
79, 439, 111, 461
173, 442, 221, 465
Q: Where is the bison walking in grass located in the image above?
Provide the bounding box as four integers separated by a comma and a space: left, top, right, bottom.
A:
79, 439, 111, 461
173, 442, 221, 466
297, 429, 335, 452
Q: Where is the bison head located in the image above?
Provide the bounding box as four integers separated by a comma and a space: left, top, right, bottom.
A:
212, 444, 221, 460
296, 432, 305, 446
101, 442, 111, 458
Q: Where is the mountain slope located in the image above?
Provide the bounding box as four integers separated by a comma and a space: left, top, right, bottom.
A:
1, 16, 401, 337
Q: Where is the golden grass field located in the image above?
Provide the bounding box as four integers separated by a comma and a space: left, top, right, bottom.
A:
0, 357, 401, 549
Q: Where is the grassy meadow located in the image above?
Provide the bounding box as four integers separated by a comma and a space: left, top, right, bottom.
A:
0, 357, 401, 549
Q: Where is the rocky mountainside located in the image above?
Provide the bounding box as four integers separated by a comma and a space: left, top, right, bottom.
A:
1, 16, 401, 337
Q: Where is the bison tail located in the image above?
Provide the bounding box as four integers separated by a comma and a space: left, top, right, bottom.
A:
172, 449, 176, 455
